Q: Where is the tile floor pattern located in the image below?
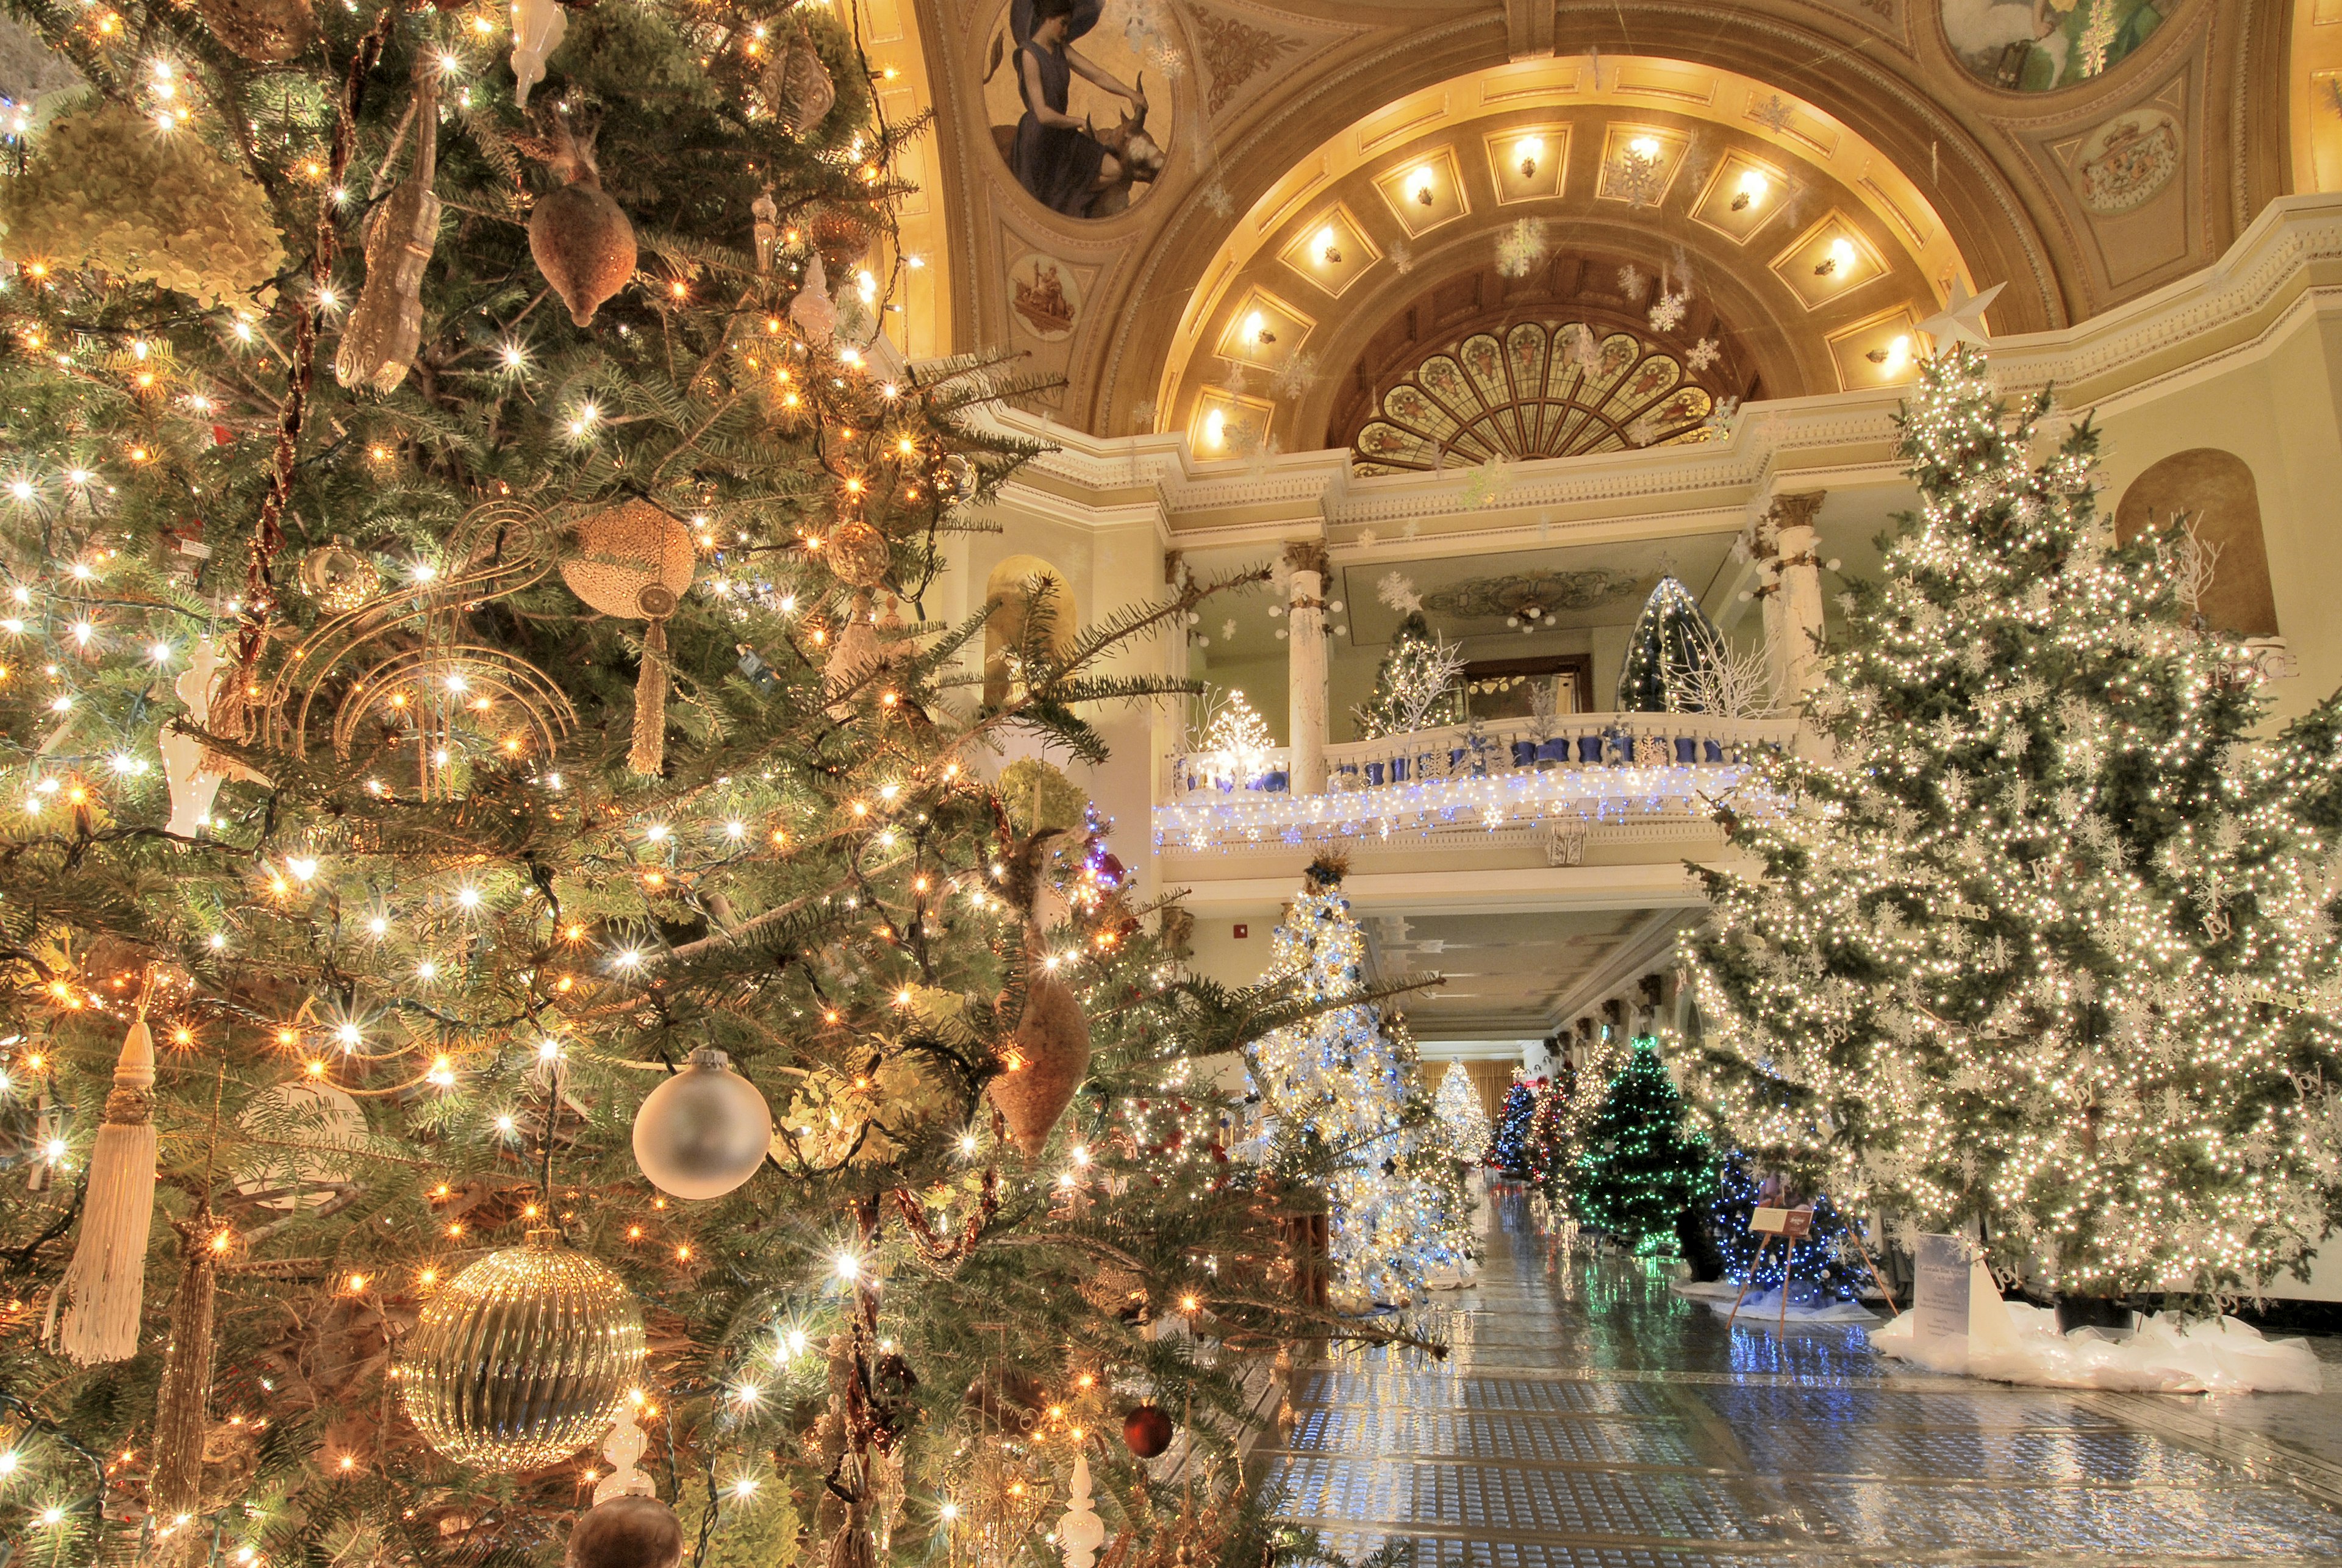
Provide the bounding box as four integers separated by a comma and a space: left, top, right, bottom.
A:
1259, 1193, 2342, 1566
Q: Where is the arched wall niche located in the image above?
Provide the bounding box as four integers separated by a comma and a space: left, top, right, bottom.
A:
2113, 449, 2278, 638
983, 554, 1080, 707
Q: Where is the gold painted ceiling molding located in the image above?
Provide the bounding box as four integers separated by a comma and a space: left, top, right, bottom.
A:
1155, 56, 1967, 456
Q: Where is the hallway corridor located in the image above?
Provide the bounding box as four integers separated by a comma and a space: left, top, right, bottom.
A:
1261, 1194, 2342, 1566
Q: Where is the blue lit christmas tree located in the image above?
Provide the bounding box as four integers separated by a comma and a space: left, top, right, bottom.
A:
1248, 857, 1472, 1304
1708, 1157, 1866, 1305
1486, 1075, 1540, 1177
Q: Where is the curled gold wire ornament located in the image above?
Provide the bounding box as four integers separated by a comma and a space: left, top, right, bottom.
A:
260, 499, 575, 786
392, 1231, 646, 1472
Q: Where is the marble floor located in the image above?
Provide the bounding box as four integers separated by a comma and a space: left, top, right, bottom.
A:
1261, 1193, 2342, 1566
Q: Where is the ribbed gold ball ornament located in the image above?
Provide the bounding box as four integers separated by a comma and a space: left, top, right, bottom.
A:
393, 1231, 646, 1472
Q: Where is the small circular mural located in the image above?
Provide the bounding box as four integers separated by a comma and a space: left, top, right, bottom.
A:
1940, 0, 2171, 93
981, 0, 1174, 220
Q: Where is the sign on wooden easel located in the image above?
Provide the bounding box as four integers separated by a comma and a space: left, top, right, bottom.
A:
1750, 1206, 1813, 1239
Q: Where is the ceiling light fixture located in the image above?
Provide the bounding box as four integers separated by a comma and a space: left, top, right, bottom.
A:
1316, 224, 1342, 265
1816, 237, 1858, 277
1732, 170, 1768, 211
1515, 136, 1544, 180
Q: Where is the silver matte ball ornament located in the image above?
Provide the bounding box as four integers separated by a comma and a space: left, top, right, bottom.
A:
631, 1048, 773, 1200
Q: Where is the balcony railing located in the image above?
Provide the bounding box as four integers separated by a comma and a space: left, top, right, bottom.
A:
1156, 712, 1795, 852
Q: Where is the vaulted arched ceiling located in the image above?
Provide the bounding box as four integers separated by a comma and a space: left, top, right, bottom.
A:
911, 0, 2293, 440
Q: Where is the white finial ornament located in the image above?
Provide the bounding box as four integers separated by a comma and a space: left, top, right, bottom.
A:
510, 0, 568, 109
162, 635, 227, 839
1918, 277, 2005, 351
1056, 1453, 1107, 1568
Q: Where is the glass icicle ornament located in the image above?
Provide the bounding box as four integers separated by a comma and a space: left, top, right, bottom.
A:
392, 1231, 647, 1471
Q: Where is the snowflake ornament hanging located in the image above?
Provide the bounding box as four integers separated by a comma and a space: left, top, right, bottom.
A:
1617, 264, 1649, 302
1685, 337, 1722, 371
1376, 571, 1422, 613
1647, 291, 1689, 332
1495, 218, 1548, 279
1270, 352, 1318, 403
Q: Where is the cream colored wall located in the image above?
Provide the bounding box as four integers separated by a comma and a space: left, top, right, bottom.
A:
2088, 315, 2342, 724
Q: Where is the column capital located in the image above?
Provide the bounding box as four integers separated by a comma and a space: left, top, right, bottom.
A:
1766, 490, 1827, 538
1282, 540, 1330, 580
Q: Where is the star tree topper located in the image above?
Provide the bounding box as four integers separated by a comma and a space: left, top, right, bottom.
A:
1918, 277, 2005, 350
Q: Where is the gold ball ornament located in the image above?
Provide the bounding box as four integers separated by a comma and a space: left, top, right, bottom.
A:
195, 0, 319, 62
827, 518, 891, 589
297, 536, 379, 613
987, 965, 1092, 1156
393, 1231, 646, 1472
561, 501, 696, 618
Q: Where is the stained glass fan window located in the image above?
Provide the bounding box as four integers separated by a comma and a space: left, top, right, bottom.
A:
1352, 321, 1717, 475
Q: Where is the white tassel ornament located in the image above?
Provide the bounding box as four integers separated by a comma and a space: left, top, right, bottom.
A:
57, 1001, 159, 1364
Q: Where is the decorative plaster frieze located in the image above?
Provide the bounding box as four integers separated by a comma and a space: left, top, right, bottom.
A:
956, 198, 2342, 550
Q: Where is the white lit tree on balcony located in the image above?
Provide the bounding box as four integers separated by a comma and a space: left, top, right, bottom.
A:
1248, 857, 1472, 1304
1682, 345, 2342, 1301
1355, 610, 1467, 738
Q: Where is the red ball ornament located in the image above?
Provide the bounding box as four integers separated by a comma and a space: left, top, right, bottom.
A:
1122, 1403, 1174, 1459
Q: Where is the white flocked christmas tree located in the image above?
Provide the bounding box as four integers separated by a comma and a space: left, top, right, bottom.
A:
1435, 1062, 1494, 1167
1683, 345, 2342, 1301
1248, 857, 1474, 1304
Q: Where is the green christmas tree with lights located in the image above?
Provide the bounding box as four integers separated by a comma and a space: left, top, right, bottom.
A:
1247, 858, 1471, 1306
1614, 575, 1722, 712
1683, 345, 2342, 1301
1569, 1037, 1715, 1254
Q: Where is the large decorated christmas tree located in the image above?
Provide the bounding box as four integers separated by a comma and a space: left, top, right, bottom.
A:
1245, 857, 1471, 1305
0, 6, 1404, 1563
1569, 1037, 1714, 1255
1684, 346, 2342, 1301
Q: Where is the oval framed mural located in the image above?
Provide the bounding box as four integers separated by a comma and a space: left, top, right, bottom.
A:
981, 0, 1176, 220
1940, 0, 2172, 93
